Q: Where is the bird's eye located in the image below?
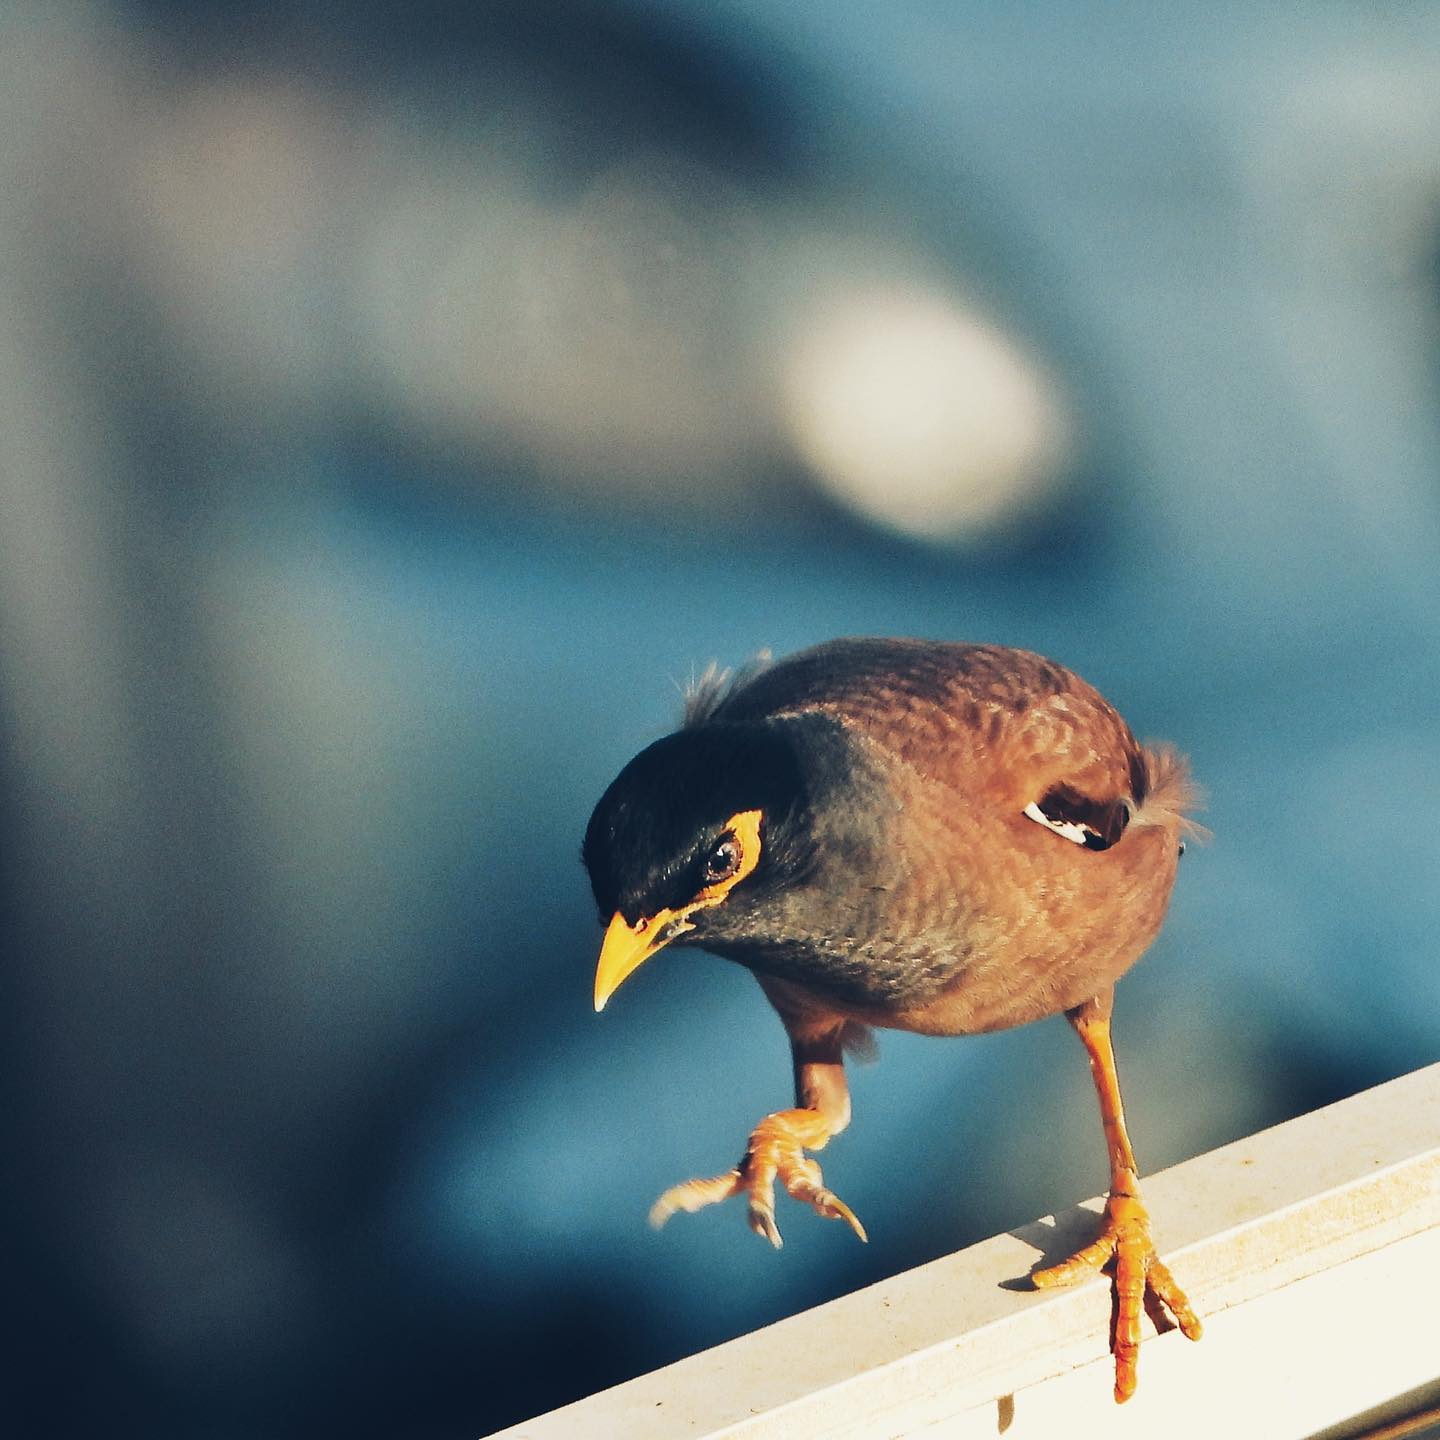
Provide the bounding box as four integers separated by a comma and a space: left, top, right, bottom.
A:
702, 836, 742, 886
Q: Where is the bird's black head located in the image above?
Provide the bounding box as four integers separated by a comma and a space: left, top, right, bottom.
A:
583, 718, 834, 1010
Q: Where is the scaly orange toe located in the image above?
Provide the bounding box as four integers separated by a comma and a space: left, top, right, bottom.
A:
1031, 1182, 1201, 1402
649, 1108, 866, 1248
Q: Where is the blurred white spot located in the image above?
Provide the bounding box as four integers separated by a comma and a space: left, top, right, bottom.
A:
781, 286, 1073, 540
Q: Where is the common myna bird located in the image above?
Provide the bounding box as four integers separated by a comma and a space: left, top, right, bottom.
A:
583, 638, 1202, 1402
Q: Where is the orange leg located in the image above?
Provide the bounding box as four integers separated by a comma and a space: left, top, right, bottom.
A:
1031, 992, 1202, 1402
650, 1030, 867, 1248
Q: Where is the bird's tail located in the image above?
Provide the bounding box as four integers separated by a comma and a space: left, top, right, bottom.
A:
1133, 743, 1209, 842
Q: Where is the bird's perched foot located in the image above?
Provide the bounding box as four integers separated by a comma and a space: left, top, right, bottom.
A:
649, 1107, 867, 1248
1030, 1170, 1202, 1402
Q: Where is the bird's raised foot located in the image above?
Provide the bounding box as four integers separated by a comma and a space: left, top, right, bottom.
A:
648, 1107, 867, 1248
1030, 1177, 1202, 1403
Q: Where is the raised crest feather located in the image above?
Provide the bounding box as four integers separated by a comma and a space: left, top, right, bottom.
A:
681, 650, 774, 728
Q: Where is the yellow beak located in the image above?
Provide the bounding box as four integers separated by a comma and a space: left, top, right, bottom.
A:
593, 908, 688, 1012
591, 810, 765, 1013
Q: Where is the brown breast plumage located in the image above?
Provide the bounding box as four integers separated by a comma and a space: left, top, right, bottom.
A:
710, 638, 1194, 1035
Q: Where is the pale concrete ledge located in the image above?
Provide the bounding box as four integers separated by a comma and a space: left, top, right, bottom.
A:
488, 1063, 1440, 1440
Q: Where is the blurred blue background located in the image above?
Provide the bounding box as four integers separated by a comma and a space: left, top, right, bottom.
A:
3, 2, 1439, 1436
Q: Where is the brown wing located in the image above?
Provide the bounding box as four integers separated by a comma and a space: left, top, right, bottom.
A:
708, 637, 1156, 833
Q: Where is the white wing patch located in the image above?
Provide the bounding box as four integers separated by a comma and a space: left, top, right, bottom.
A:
1024, 801, 1100, 847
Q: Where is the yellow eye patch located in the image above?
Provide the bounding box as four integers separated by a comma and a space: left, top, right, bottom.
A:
592, 809, 764, 1012
694, 809, 763, 906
